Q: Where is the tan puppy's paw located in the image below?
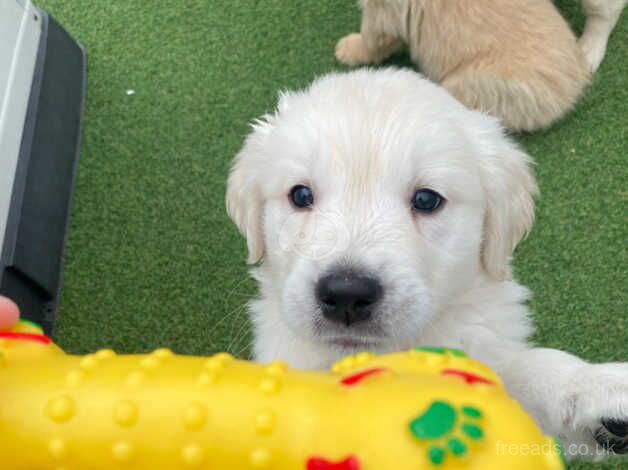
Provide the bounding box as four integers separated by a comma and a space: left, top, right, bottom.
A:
335, 33, 372, 66
580, 0, 627, 72
579, 34, 608, 73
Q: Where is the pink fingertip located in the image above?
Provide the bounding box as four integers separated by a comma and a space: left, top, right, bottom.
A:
0, 296, 20, 331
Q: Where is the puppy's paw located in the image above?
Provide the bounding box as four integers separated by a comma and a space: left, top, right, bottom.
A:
579, 35, 608, 73
564, 363, 628, 458
335, 33, 372, 66
579, 0, 626, 72
595, 418, 628, 454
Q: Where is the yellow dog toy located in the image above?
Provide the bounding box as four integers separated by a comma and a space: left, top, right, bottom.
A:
0, 320, 565, 469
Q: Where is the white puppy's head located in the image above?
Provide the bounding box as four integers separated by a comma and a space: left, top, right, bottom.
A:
227, 69, 536, 354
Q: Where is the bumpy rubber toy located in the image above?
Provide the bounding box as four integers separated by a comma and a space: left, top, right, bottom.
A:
0, 322, 565, 469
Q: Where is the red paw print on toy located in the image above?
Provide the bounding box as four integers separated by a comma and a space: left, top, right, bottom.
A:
306, 455, 361, 470
441, 369, 494, 386
339, 368, 387, 387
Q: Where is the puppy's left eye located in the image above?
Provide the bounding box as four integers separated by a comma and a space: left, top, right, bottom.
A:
412, 189, 443, 213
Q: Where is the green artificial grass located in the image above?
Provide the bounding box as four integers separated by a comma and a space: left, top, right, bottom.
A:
38, 1, 625, 468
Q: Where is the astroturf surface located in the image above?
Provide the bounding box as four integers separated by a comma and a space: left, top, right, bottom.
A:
38, 1, 625, 467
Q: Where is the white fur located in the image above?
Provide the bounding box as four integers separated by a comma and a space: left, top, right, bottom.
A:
226, 68, 628, 461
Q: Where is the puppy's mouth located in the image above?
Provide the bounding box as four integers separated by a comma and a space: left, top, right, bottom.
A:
325, 336, 381, 350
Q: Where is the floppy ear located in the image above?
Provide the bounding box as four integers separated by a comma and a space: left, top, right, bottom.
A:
226, 115, 277, 265
479, 135, 538, 280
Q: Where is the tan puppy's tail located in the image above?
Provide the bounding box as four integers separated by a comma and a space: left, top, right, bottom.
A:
579, 0, 627, 73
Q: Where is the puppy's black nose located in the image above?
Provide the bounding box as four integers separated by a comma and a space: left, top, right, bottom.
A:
316, 272, 382, 326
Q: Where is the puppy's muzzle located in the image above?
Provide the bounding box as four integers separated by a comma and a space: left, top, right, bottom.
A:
316, 270, 383, 326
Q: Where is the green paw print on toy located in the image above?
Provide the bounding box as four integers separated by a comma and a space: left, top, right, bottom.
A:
409, 401, 484, 466
413, 346, 467, 358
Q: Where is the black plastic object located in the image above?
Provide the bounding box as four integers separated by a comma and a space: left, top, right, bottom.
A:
0, 11, 86, 336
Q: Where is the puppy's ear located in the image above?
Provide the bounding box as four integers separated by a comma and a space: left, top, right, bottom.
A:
479, 133, 538, 280
226, 115, 277, 265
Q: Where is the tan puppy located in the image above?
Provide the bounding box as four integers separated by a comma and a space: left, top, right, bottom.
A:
336, 0, 626, 131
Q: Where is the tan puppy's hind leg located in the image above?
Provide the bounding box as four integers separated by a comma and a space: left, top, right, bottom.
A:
335, 33, 401, 66
336, 0, 403, 66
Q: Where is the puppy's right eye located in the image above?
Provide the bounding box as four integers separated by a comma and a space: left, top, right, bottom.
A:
411, 189, 443, 213
289, 185, 314, 208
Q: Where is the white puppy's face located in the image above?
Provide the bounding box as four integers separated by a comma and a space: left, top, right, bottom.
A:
227, 69, 536, 355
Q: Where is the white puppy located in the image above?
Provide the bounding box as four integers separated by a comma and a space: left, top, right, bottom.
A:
226, 68, 627, 461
